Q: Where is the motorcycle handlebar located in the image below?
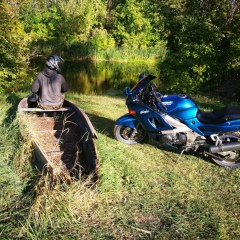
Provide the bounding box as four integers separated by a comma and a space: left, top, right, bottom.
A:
153, 92, 167, 110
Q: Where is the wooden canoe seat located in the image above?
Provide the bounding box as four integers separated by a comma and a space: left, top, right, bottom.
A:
20, 107, 72, 112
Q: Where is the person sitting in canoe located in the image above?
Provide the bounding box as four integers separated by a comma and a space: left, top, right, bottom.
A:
30, 55, 69, 110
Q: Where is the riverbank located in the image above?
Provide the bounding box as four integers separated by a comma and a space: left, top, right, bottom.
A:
1, 91, 240, 239
30, 40, 166, 64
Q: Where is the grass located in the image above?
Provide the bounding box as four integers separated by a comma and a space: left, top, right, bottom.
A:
0, 91, 240, 239
31, 39, 167, 64
91, 47, 167, 64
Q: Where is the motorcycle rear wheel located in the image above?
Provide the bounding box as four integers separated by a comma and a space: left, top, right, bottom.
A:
212, 151, 240, 168
211, 133, 240, 168
114, 124, 148, 144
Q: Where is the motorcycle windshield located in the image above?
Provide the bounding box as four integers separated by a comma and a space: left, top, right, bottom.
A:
131, 75, 156, 94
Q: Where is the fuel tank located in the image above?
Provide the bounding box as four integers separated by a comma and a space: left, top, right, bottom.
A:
160, 94, 198, 120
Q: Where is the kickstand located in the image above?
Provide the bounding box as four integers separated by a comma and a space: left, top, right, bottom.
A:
177, 149, 185, 162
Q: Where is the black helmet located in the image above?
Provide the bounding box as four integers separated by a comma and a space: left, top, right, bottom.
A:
46, 55, 64, 73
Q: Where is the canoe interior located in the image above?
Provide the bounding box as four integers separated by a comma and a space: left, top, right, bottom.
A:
18, 95, 99, 185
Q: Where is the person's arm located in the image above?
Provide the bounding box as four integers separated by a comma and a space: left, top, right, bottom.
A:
31, 76, 40, 93
61, 76, 69, 93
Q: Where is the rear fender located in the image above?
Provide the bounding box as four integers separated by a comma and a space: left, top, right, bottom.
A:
115, 114, 139, 129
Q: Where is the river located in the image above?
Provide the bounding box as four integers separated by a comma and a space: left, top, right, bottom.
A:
29, 59, 159, 94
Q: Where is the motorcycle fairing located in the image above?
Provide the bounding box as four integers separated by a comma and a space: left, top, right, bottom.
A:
115, 114, 138, 129
160, 94, 198, 120
125, 95, 174, 131
133, 105, 173, 131
157, 94, 240, 135
122, 73, 240, 136
183, 117, 240, 136
116, 107, 174, 131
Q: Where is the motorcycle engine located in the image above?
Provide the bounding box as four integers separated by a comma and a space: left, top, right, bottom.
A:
160, 133, 187, 147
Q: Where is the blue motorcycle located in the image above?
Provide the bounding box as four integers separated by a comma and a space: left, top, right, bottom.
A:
114, 73, 240, 168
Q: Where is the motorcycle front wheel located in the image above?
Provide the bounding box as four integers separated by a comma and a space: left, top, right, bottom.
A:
114, 124, 149, 144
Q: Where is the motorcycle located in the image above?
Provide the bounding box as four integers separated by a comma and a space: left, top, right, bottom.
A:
114, 73, 240, 168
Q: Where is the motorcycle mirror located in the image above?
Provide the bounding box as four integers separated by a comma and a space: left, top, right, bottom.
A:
123, 87, 131, 96
138, 72, 148, 81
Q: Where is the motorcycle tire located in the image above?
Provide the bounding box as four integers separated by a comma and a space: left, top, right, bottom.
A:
114, 124, 149, 144
211, 151, 240, 168
211, 133, 240, 168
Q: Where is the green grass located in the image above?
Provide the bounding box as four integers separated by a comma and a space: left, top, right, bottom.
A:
1, 91, 240, 239
91, 46, 167, 64
31, 39, 166, 64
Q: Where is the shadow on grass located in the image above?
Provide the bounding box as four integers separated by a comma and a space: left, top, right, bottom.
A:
86, 111, 218, 167
4, 92, 22, 125
149, 140, 217, 166
86, 112, 115, 139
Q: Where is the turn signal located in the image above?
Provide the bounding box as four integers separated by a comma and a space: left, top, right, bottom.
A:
129, 109, 136, 115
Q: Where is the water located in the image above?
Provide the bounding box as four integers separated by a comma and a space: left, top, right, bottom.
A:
29, 59, 159, 94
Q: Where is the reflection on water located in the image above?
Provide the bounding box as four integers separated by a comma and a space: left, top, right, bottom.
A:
29, 59, 159, 94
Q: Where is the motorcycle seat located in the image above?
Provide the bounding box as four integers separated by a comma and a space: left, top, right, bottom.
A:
197, 106, 240, 124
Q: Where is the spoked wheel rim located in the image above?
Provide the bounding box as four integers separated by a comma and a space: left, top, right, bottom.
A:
211, 134, 240, 168
114, 125, 148, 144
121, 126, 146, 141
212, 150, 240, 168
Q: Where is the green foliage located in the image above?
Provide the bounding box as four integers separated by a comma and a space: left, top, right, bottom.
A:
20, 1, 61, 40
158, 0, 240, 93
0, 1, 29, 93
111, 0, 160, 49
90, 29, 115, 51
1, 0, 240, 93
160, 16, 222, 92
57, 0, 103, 38
6, 0, 166, 66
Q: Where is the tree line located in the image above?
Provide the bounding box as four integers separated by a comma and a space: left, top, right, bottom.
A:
0, 0, 239, 94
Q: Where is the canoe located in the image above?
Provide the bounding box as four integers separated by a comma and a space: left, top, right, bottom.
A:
17, 95, 99, 186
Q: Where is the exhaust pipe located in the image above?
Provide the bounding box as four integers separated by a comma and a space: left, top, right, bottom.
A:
210, 142, 240, 153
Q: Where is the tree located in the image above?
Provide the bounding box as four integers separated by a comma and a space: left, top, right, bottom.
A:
0, 1, 29, 92
110, 0, 159, 49
158, 0, 240, 93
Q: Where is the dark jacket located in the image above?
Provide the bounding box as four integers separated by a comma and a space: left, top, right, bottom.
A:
31, 68, 69, 106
